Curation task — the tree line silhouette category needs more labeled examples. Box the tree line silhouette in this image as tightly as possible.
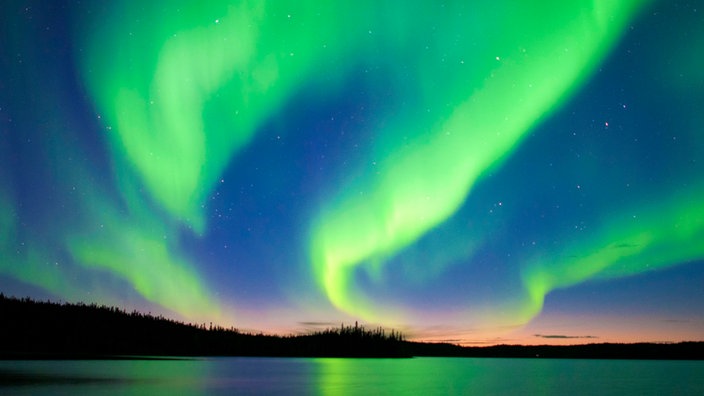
[1,294,702,359]
[0,294,409,358]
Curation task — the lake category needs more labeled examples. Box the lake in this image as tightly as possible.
[1,357,703,395]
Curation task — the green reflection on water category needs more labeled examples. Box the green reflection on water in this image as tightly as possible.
[314,357,704,395]
[316,357,483,395]
[2,358,703,395]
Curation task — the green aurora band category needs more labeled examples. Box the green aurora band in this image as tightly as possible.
[0,86,220,319]
[66,188,221,319]
[80,1,365,233]
[519,186,704,322]
[309,0,650,322]
[6,0,703,333]
[77,0,356,319]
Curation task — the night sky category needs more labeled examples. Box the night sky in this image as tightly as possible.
[1,0,703,345]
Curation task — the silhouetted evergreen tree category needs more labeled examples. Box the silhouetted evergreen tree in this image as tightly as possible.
[0,294,410,358]
[2,294,702,359]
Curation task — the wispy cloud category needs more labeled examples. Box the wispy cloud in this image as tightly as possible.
[298,321,340,327]
[459,340,517,346]
[534,334,598,339]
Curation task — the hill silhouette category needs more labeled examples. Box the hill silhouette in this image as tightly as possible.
[1,294,702,359]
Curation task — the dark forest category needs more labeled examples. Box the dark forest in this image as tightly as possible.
[1,294,702,360]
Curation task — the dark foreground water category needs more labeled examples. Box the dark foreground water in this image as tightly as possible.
[1,357,703,395]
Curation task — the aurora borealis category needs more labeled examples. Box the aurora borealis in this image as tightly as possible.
[1,0,703,344]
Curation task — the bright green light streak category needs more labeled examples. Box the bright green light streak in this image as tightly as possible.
[81,3,246,231]
[520,187,704,321]
[66,194,220,320]
[69,233,219,320]
[81,1,361,232]
[310,0,648,320]
[79,0,371,319]
[1,115,218,320]
[108,2,264,232]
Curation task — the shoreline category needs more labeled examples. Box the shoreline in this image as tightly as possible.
[2,295,703,360]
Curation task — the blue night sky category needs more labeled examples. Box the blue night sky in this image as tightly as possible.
[1,0,703,345]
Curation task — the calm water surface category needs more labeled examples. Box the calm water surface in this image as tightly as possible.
[1,357,702,395]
